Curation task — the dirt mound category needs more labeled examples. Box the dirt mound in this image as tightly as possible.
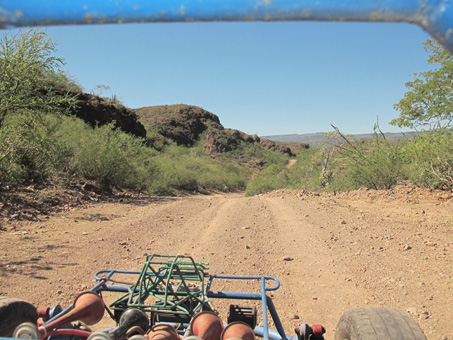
[0,179,150,231]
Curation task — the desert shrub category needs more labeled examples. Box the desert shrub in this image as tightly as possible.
[331,125,405,190]
[246,164,290,196]
[344,142,404,190]
[145,128,172,151]
[0,109,250,194]
[0,112,66,186]
[0,29,78,187]
[403,131,453,190]
[223,141,289,168]
[188,157,247,191]
[291,148,327,190]
[144,156,193,195]
[244,145,336,195]
[62,122,150,190]
[145,145,247,195]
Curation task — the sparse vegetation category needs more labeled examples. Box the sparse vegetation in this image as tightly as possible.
[1,29,451,205]
[247,39,453,194]
[247,125,452,194]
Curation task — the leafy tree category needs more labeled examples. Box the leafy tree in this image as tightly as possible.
[0,29,76,185]
[0,28,75,128]
[391,39,453,131]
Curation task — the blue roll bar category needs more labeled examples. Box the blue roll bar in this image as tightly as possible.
[0,0,452,54]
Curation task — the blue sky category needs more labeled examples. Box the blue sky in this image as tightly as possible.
[20,21,432,136]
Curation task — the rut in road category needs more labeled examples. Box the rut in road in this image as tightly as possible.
[1,189,451,339]
[144,194,368,335]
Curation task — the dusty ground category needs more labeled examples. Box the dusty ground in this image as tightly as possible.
[0,184,452,339]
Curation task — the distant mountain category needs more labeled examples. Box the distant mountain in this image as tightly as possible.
[262,131,417,146]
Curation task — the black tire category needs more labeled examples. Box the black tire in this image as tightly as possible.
[0,297,38,337]
[334,308,427,340]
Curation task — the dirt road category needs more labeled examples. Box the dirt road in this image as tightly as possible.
[1,185,452,339]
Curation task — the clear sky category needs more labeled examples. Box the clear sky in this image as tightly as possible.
[12,21,433,136]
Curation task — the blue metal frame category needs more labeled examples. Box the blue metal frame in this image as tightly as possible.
[92,269,289,340]
[0,0,452,54]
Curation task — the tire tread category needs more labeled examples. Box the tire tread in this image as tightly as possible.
[0,297,38,337]
[334,308,426,340]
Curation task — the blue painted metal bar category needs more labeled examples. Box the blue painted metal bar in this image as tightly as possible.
[41,304,74,329]
[0,0,452,54]
[266,296,286,340]
[95,269,143,280]
[260,278,270,340]
[205,274,286,340]
[207,274,280,291]
[254,327,292,340]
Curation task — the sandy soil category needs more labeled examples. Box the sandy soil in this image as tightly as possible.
[0,184,452,340]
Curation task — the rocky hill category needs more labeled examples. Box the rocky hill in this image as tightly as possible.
[69,91,146,138]
[134,104,222,146]
[65,93,302,156]
[134,104,298,155]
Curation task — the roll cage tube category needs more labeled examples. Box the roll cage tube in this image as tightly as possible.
[0,0,452,54]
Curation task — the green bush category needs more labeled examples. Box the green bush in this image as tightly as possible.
[403,132,453,190]
[0,28,77,187]
[246,164,290,196]
[331,125,405,190]
[291,148,326,190]
[144,145,247,195]
[62,122,150,190]
[0,112,64,186]
[221,141,288,167]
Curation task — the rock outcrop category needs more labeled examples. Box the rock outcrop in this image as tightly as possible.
[135,105,222,146]
[134,104,298,156]
[71,92,146,138]
[259,138,294,156]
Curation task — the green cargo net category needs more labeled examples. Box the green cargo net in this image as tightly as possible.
[110,254,211,318]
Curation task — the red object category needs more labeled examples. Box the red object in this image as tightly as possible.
[221,322,255,340]
[311,325,325,337]
[37,307,50,321]
[45,329,92,338]
[190,311,223,340]
[147,324,180,340]
[38,291,105,338]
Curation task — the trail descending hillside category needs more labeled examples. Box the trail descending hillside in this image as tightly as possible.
[0,186,451,339]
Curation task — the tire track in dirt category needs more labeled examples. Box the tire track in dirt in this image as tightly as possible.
[256,195,374,336]
[1,190,451,340]
[258,191,452,340]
